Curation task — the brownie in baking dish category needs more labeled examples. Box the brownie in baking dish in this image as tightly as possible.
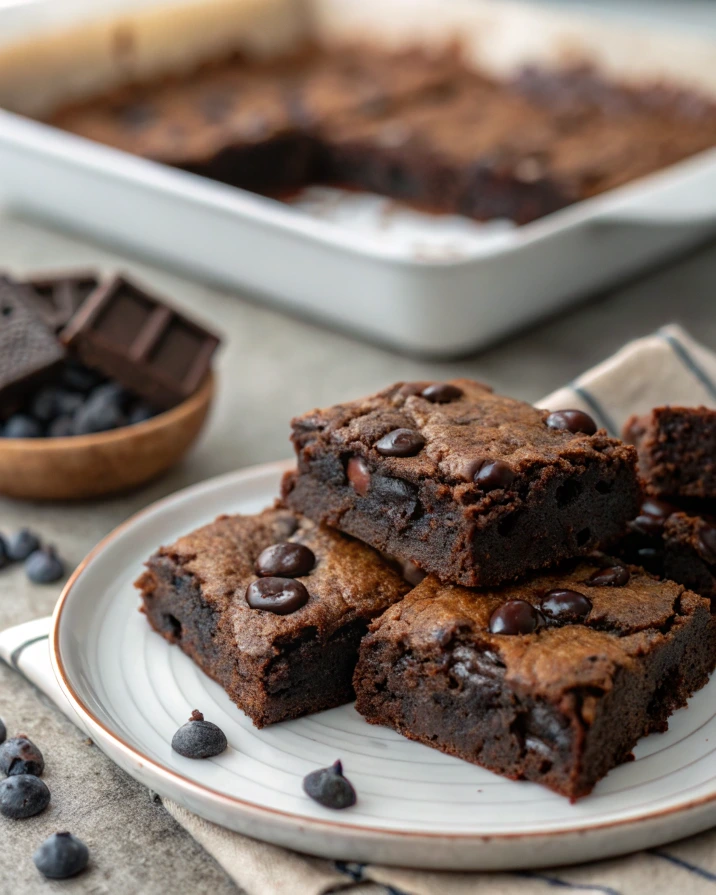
[46,46,716,225]
[624,406,716,501]
[135,507,410,727]
[617,496,716,608]
[282,379,641,588]
[353,559,715,800]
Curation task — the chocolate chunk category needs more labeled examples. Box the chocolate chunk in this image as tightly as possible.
[347,456,371,496]
[421,383,463,403]
[698,523,716,562]
[475,460,515,491]
[375,428,425,457]
[489,600,544,635]
[256,543,315,578]
[546,409,597,436]
[631,498,677,536]
[245,577,309,614]
[24,271,100,332]
[540,589,592,623]
[60,275,220,410]
[587,565,630,586]
[0,277,65,414]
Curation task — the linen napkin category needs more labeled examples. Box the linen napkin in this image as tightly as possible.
[2,324,716,895]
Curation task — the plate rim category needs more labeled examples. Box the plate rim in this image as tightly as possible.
[50,459,716,851]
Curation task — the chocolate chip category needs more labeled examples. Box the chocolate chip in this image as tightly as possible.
[246,577,309,615]
[256,543,315,578]
[347,456,371,496]
[631,498,677,536]
[475,460,515,491]
[421,383,463,404]
[375,428,425,457]
[302,760,356,810]
[698,524,716,562]
[587,565,630,586]
[540,589,592,623]
[489,600,544,635]
[546,410,597,436]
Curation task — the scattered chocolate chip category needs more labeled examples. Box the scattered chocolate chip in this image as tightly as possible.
[47,415,75,438]
[246,577,309,615]
[0,717,5,745]
[375,428,425,457]
[25,547,64,584]
[256,542,315,578]
[489,600,544,635]
[347,456,371,496]
[546,410,597,436]
[475,460,515,491]
[698,523,716,562]
[302,760,356,809]
[0,774,50,819]
[127,402,157,426]
[0,536,8,570]
[33,832,89,880]
[421,383,463,404]
[0,736,44,777]
[587,565,630,587]
[171,710,227,759]
[6,529,41,562]
[540,589,592,624]
[641,498,677,520]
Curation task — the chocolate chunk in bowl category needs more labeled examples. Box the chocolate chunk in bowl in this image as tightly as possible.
[60,275,220,410]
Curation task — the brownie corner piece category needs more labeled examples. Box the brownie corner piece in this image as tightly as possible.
[136,507,410,727]
[284,378,641,587]
[353,559,714,800]
[624,405,716,500]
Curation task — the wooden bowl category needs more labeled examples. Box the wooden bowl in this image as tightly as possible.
[0,374,214,501]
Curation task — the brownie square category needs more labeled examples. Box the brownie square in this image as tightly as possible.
[282,379,641,588]
[624,406,716,501]
[135,507,410,727]
[353,559,715,800]
[618,497,716,608]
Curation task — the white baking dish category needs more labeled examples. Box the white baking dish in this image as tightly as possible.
[0,0,715,356]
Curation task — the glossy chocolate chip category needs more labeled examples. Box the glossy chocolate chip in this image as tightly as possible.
[246,577,309,615]
[375,428,425,457]
[475,460,515,491]
[489,600,545,635]
[540,589,592,624]
[421,383,463,403]
[256,543,315,578]
[546,410,597,436]
[347,456,371,496]
[631,498,677,536]
[587,565,630,587]
[698,523,716,562]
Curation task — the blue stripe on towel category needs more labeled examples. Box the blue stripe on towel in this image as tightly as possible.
[517,871,622,895]
[659,328,716,401]
[335,862,412,895]
[571,385,619,436]
[650,850,716,882]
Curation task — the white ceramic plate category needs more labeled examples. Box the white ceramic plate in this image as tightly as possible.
[51,460,716,870]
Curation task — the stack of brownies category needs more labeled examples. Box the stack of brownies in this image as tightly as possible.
[137,380,716,800]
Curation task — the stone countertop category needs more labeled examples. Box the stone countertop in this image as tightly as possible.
[0,212,715,894]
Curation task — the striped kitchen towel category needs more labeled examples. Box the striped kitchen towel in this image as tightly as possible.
[2,324,716,895]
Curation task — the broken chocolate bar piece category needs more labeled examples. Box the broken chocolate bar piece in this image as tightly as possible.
[25,271,100,332]
[60,275,219,409]
[0,276,66,414]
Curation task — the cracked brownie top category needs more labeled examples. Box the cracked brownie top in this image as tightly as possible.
[365,557,707,699]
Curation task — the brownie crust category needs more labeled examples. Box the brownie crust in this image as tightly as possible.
[283,379,641,588]
[353,561,715,800]
[136,508,409,727]
[624,406,716,501]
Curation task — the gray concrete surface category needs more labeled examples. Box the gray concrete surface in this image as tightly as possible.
[0,212,715,893]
